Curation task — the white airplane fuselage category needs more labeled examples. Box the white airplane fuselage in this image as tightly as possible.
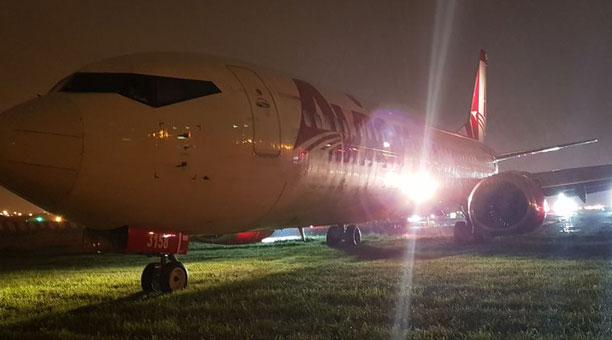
[0,53,496,234]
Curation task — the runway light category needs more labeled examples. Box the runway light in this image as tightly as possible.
[583,204,605,211]
[407,214,422,223]
[552,193,578,217]
[54,216,63,223]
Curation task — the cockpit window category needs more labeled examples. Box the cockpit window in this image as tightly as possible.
[60,72,221,107]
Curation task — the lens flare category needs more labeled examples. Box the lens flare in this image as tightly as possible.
[393,0,457,338]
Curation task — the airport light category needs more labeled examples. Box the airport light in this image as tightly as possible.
[409,172,438,203]
[552,193,578,217]
[407,214,422,223]
[386,171,439,204]
[583,204,605,211]
[35,216,45,222]
[54,216,63,223]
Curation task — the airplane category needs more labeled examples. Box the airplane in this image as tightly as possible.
[1,50,611,293]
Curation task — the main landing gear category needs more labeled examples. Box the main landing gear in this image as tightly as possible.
[326,224,362,248]
[141,254,188,293]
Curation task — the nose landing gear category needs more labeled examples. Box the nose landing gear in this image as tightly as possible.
[141,254,188,293]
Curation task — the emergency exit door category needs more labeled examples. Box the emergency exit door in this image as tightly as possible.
[228,66,281,157]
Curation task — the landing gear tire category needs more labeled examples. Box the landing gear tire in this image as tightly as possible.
[343,225,362,247]
[141,262,161,292]
[326,225,344,247]
[453,221,473,244]
[141,256,188,293]
[159,261,189,293]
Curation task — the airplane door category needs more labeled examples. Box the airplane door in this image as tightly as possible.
[228,66,281,157]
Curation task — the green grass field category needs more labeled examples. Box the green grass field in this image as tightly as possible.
[1,226,611,339]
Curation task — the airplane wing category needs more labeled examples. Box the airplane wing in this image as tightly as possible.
[494,138,598,162]
[528,164,612,202]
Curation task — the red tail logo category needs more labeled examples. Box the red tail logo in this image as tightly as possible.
[464,50,488,143]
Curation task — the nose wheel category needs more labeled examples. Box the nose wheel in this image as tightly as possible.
[141,254,188,293]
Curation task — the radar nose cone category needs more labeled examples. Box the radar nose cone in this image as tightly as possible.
[0,96,83,209]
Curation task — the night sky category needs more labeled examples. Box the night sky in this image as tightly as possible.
[1,0,612,211]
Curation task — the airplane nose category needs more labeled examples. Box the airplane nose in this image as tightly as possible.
[0,96,83,209]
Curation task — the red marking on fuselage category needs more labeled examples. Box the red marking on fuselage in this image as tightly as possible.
[292,79,406,166]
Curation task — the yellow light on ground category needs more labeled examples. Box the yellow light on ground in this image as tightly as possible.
[54,216,63,223]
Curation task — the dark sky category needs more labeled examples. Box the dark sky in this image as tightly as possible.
[1,0,612,210]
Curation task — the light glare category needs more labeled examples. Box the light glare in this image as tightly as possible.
[385,171,439,204]
[552,193,578,217]
[407,214,422,223]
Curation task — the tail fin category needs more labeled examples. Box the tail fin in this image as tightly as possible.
[462,49,488,143]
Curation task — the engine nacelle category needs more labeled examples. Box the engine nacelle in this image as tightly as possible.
[468,171,546,235]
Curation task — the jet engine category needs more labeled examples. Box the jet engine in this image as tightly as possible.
[468,171,546,235]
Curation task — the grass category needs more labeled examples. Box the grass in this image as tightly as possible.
[0,224,611,339]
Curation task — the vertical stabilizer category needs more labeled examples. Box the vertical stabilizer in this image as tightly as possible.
[463,49,488,143]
